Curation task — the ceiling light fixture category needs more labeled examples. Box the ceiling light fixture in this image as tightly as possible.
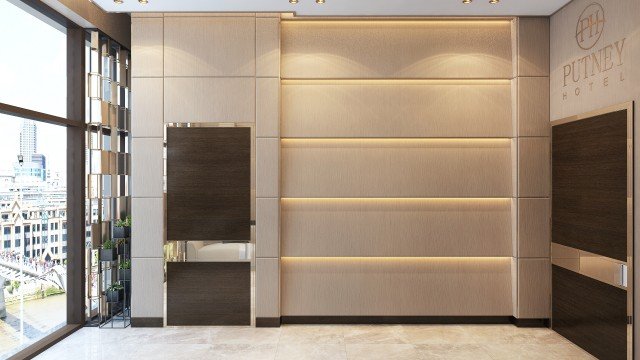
[462,0,472,3]
[114,0,123,3]
[316,0,325,3]
[289,0,298,3]
[139,0,148,4]
[489,0,499,3]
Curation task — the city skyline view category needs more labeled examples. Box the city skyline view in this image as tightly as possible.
[0,116,66,181]
[0,1,69,357]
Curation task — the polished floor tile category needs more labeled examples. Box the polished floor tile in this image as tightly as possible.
[35,324,596,360]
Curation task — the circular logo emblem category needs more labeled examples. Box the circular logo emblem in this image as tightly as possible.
[575,2,605,50]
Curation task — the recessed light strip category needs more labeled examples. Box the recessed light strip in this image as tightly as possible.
[281,257,511,261]
[280,138,512,148]
[281,79,511,85]
[281,197,512,202]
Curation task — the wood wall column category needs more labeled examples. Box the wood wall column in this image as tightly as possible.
[255,14,282,327]
[130,15,165,327]
[511,17,552,321]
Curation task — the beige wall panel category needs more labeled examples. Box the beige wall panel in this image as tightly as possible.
[510,257,519,317]
[281,258,512,316]
[131,18,164,78]
[256,78,280,137]
[164,77,255,123]
[282,83,512,138]
[256,18,280,77]
[131,13,163,18]
[132,197,165,258]
[131,258,165,318]
[256,258,280,318]
[131,78,164,138]
[281,21,513,79]
[281,139,512,197]
[517,258,551,318]
[282,198,512,257]
[256,198,280,258]
[516,18,550,77]
[256,138,280,198]
[517,77,550,137]
[256,13,281,18]
[164,17,255,77]
[518,137,550,197]
[518,198,550,258]
[131,138,164,198]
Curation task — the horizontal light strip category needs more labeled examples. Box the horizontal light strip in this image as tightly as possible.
[281,138,512,148]
[282,257,511,261]
[281,79,511,86]
[281,20,512,26]
[281,197,511,201]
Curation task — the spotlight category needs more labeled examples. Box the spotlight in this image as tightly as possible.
[489,0,499,3]
[139,0,148,4]
[114,0,123,3]
[290,0,298,3]
[462,0,472,3]
[316,0,325,3]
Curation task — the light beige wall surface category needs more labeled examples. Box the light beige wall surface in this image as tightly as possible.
[282,82,513,138]
[281,20,513,79]
[282,198,513,257]
[163,17,256,77]
[281,139,513,198]
[282,258,513,316]
[510,17,551,319]
[280,18,526,318]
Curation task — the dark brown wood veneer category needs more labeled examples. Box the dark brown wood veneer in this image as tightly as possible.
[552,110,628,261]
[552,265,627,360]
[167,262,251,326]
[166,127,251,241]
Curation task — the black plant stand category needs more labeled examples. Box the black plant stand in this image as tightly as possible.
[99,234,131,329]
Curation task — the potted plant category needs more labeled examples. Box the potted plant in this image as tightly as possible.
[113,216,131,239]
[100,239,116,261]
[105,283,124,303]
[117,238,130,256]
[119,259,131,281]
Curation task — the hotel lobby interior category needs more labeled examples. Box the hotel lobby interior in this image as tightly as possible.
[0,0,638,359]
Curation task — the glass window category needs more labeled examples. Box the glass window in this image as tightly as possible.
[0,1,66,118]
[0,113,67,357]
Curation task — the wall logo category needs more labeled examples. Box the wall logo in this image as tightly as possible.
[561,1,625,100]
[575,2,605,50]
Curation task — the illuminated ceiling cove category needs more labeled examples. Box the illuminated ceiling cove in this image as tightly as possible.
[91,0,571,16]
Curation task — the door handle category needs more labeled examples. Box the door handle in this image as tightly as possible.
[620,264,628,287]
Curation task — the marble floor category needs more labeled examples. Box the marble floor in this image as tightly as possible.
[35,324,595,360]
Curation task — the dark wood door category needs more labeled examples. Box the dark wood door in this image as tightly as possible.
[551,108,631,360]
[552,110,628,262]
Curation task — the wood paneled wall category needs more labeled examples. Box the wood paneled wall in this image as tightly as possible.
[282,198,513,257]
[280,19,550,319]
[282,82,513,138]
[281,21,513,79]
[282,258,513,316]
[130,13,281,324]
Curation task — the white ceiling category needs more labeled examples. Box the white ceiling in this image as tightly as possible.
[92,0,572,16]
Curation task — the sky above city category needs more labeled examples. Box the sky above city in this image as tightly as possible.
[0,0,68,175]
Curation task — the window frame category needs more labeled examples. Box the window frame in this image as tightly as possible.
[0,0,86,358]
